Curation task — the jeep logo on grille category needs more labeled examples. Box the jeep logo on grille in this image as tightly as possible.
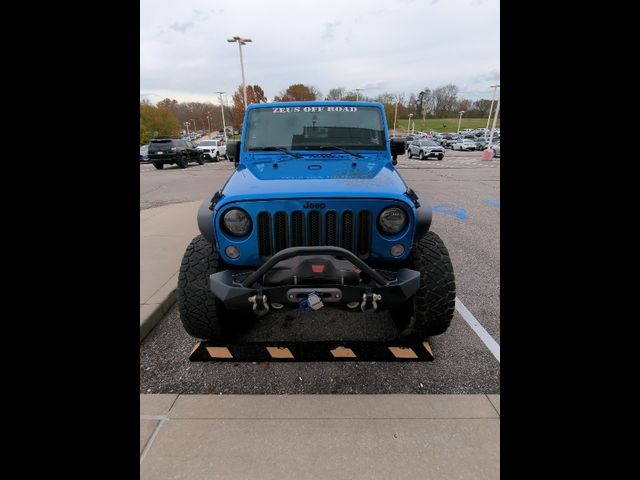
[303,202,326,209]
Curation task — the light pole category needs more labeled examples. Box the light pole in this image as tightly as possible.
[393,98,399,137]
[355,88,363,101]
[191,119,197,132]
[408,114,413,134]
[485,84,500,135]
[487,96,500,146]
[227,36,252,109]
[184,121,190,139]
[457,111,465,133]
[206,114,211,137]
[216,91,228,141]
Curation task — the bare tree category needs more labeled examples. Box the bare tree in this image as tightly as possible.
[325,87,346,100]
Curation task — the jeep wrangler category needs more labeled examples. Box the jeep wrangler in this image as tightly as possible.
[177,101,455,341]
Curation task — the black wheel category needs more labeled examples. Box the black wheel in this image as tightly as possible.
[419,150,425,160]
[214,152,220,162]
[153,162,164,170]
[197,153,204,165]
[438,155,444,160]
[390,231,456,340]
[177,155,188,168]
[177,235,230,340]
[408,150,413,159]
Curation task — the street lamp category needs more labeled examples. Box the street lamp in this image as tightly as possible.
[408,113,413,134]
[206,114,211,137]
[393,97,399,137]
[184,121,190,139]
[487,95,500,146]
[355,88,363,101]
[486,84,500,135]
[216,91,228,141]
[457,111,465,133]
[227,36,252,109]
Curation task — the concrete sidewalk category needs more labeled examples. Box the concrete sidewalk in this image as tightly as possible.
[140,394,500,479]
[140,201,201,340]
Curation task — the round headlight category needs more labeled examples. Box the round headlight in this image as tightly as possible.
[222,208,252,236]
[378,207,407,234]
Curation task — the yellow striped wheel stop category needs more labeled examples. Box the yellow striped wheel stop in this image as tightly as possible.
[189,341,434,362]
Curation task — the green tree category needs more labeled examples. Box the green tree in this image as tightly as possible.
[140,100,181,143]
[273,84,322,102]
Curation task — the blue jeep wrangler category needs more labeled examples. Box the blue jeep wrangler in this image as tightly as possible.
[177,101,455,341]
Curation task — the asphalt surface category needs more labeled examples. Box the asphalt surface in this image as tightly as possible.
[140,150,500,394]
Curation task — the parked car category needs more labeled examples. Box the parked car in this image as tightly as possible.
[148,137,204,169]
[176,101,456,342]
[491,142,500,157]
[451,139,478,151]
[140,144,149,163]
[196,139,228,162]
[407,140,445,160]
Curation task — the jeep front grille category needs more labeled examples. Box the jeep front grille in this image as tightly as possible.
[257,209,372,259]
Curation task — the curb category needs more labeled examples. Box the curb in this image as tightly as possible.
[140,287,176,342]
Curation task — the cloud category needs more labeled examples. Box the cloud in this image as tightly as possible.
[321,22,340,40]
[472,70,500,82]
[168,21,194,34]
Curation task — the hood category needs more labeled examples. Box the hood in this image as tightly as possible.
[220,153,409,201]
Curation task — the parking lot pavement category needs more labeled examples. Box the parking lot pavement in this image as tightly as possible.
[140,150,499,394]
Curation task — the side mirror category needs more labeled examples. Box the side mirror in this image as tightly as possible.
[227,141,240,162]
[390,137,406,162]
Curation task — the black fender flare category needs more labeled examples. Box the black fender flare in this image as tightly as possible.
[197,198,215,244]
[414,197,432,241]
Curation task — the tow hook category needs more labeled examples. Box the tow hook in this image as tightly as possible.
[360,289,382,312]
[248,291,269,316]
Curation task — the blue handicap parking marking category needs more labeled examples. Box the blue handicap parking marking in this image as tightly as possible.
[484,198,500,208]
[432,204,468,220]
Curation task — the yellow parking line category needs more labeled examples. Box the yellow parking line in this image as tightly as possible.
[206,346,233,358]
[388,346,418,359]
[330,346,357,358]
[266,347,294,359]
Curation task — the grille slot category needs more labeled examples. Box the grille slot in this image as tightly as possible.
[291,211,304,246]
[258,212,272,257]
[358,211,371,257]
[308,211,321,246]
[274,212,287,252]
[342,211,354,251]
[326,211,337,246]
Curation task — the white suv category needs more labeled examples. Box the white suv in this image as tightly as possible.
[196,139,228,162]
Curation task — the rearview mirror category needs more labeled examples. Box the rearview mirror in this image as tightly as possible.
[390,138,406,162]
[227,141,240,162]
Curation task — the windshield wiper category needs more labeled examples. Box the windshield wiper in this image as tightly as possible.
[312,146,363,158]
[248,146,302,158]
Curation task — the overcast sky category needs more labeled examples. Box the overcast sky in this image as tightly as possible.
[140,0,499,105]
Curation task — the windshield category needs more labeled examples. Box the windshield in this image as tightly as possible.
[245,106,386,151]
[198,141,217,146]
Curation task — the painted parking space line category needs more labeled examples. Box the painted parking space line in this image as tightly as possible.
[455,297,500,363]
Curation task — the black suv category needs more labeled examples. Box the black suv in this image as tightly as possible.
[148,137,204,169]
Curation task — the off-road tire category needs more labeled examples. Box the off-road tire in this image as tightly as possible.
[438,154,444,160]
[214,152,220,162]
[391,231,456,339]
[177,155,188,168]
[153,162,164,170]
[197,153,204,165]
[177,235,229,340]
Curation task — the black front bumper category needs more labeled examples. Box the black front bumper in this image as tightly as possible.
[209,246,420,312]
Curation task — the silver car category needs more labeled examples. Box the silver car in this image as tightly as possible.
[490,142,500,157]
[451,139,478,151]
[407,140,445,160]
